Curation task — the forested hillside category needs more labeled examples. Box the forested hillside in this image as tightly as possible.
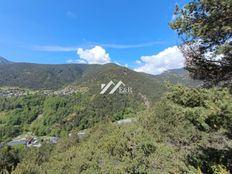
[2,86,231,174]
[0,60,198,90]
[0,63,99,89]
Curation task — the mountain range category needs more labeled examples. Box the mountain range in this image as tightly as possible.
[0,57,199,92]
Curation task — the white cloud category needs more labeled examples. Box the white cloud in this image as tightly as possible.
[31,41,168,53]
[114,61,128,68]
[135,60,142,64]
[114,61,124,66]
[76,46,111,64]
[33,45,77,52]
[134,46,185,75]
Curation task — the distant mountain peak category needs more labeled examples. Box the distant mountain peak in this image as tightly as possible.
[0,56,12,64]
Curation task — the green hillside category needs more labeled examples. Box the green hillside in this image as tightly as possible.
[3,86,231,174]
[156,68,201,87]
[0,61,201,141]
[0,63,100,89]
[0,63,231,174]
[0,61,199,105]
[0,60,205,173]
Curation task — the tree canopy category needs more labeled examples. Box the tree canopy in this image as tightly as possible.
[170,0,232,88]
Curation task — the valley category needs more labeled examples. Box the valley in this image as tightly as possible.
[0,58,200,145]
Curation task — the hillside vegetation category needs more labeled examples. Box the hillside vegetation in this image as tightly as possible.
[0,63,99,89]
[0,90,145,142]
[5,86,231,174]
[0,62,198,91]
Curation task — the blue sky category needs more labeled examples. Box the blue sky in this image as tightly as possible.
[0,0,189,74]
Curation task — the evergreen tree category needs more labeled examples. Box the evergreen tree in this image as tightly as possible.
[170,0,232,88]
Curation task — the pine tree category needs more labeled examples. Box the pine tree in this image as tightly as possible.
[170,0,232,88]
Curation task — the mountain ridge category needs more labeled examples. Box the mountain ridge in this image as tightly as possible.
[0,56,13,64]
[0,57,200,96]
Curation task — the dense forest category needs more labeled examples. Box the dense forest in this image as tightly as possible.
[1,86,232,173]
